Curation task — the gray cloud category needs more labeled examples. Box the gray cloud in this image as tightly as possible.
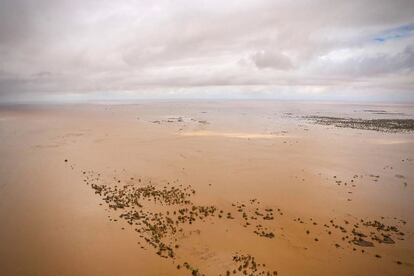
[1,0,414,101]
[248,50,293,70]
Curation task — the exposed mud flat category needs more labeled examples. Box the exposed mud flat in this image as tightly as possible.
[0,101,413,275]
[305,116,414,132]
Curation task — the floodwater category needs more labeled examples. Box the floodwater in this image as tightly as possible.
[0,100,413,275]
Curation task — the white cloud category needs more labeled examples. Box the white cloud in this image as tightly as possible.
[0,0,414,101]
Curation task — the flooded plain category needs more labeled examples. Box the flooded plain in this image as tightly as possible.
[0,100,413,275]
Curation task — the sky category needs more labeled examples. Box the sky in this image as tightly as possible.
[0,0,414,103]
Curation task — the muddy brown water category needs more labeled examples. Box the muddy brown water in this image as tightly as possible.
[0,101,413,275]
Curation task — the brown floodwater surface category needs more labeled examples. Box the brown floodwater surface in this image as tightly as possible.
[0,101,413,275]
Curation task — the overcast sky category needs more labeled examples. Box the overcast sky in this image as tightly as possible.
[0,0,414,102]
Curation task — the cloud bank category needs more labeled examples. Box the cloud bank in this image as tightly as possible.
[0,0,414,102]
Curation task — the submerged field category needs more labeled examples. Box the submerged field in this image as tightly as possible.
[0,100,413,275]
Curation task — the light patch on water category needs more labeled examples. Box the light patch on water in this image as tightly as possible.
[179,131,286,139]
[373,139,413,145]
